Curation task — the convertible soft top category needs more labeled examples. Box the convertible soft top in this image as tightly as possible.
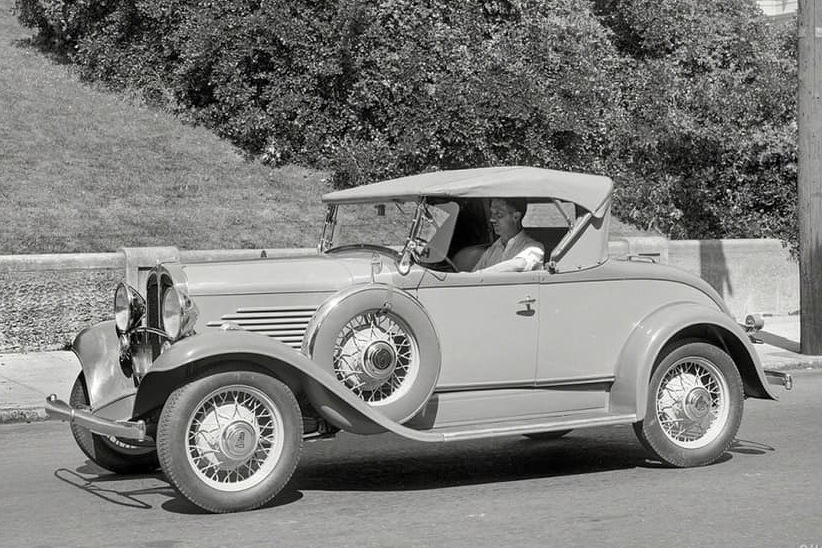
[322,166,614,215]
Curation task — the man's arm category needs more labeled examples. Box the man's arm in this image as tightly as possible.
[476,245,544,273]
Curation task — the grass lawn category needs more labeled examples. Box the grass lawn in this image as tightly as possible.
[0,0,330,254]
[0,0,647,256]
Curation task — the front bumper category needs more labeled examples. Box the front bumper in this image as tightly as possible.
[44,394,149,442]
[763,369,793,390]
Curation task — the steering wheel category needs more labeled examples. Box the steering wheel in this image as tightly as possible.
[440,255,461,273]
[419,255,461,273]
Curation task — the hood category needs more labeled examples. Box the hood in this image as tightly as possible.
[177,254,392,296]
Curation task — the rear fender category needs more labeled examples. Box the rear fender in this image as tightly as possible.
[610,302,777,420]
[132,330,441,441]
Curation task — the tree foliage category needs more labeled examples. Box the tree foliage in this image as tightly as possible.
[14,0,798,246]
[595,0,797,248]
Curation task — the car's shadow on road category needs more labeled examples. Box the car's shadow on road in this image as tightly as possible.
[291,430,680,492]
[54,432,774,514]
[54,467,172,510]
[728,438,775,456]
[55,461,304,514]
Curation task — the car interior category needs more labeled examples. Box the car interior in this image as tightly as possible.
[442,199,576,272]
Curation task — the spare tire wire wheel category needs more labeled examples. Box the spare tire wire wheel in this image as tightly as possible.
[333,310,419,404]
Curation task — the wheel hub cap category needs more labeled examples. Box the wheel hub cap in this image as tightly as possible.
[219,421,258,461]
[683,387,712,421]
[362,340,397,380]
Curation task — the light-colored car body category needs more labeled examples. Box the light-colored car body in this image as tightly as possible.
[46,166,790,512]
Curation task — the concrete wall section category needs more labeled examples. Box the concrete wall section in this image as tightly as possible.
[610,238,799,320]
[667,239,799,320]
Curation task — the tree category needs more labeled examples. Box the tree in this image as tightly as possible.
[15,0,799,249]
[597,0,798,247]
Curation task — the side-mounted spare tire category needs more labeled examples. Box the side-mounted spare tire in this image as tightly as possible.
[303,284,441,433]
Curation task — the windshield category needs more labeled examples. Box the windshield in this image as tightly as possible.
[328,200,459,265]
[331,202,416,250]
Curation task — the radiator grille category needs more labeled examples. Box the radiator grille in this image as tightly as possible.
[206,306,317,349]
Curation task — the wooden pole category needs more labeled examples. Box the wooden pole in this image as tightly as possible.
[798,0,822,354]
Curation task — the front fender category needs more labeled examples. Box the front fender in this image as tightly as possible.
[133,330,446,442]
[72,320,137,420]
[610,301,777,420]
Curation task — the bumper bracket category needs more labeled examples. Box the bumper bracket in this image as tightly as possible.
[763,370,793,391]
[44,394,149,442]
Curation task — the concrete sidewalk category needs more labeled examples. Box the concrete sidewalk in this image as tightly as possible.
[1,315,820,424]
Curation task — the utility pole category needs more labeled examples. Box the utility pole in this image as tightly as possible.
[798,0,822,354]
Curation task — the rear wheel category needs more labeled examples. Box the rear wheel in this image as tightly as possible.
[634,341,743,467]
[157,371,303,513]
[68,373,159,474]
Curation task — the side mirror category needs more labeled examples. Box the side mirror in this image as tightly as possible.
[398,241,415,275]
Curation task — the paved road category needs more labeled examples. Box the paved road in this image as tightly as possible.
[1,370,820,548]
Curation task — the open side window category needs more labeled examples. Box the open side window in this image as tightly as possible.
[522,200,577,260]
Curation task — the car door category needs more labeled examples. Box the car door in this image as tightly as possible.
[414,269,540,390]
[535,270,622,385]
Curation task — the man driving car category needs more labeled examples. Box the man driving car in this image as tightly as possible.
[472,198,544,273]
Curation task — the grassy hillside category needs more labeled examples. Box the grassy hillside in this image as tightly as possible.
[0,0,648,256]
[0,0,330,254]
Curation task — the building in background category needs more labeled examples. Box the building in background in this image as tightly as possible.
[758,0,797,21]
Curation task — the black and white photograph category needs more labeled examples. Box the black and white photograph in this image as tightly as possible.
[1,0,820,546]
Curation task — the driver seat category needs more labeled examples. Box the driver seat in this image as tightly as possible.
[452,244,488,272]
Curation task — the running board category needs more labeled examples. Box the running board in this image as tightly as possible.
[389,412,638,443]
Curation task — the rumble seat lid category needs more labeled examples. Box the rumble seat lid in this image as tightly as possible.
[322,166,613,217]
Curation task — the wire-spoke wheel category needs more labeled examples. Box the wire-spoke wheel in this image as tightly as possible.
[634,341,743,467]
[333,310,420,405]
[158,371,302,513]
[69,373,159,474]
[305,286,441,433]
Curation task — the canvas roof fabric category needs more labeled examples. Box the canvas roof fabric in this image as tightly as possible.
[322,166,614,216]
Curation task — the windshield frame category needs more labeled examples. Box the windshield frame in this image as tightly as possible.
[320,197,455,275]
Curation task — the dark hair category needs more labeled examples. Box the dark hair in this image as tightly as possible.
[502,198,528,217]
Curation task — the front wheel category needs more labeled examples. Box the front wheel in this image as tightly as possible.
[633,341,743,467]
[157,371,303,513]
[69,373,159,474]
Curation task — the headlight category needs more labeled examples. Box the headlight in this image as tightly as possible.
[162,285,198,340]
[114,283,145,334]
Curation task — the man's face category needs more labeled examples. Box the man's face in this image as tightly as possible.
[489,199,520,241]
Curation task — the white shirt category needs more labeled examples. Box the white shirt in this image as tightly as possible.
[472,230,545,272]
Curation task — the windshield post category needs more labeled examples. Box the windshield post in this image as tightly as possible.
[397,197,427,275]
[318,204,338,254]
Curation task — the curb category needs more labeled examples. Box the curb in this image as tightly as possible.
[0,406,49,424]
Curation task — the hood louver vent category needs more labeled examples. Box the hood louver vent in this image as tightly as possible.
[207,306,317,349]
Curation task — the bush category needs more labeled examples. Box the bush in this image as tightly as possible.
[14,0,798,247]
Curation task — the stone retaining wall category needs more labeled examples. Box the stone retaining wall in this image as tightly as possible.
[0,267,122,352]
[0,239,798,352]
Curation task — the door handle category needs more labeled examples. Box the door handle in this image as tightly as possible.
[517,295,536,317]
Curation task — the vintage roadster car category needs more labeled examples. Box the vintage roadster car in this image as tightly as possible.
[46,166,791,513]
